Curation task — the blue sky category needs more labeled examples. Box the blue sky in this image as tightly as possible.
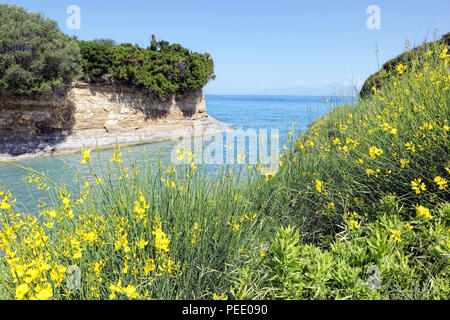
[3,0,450,95]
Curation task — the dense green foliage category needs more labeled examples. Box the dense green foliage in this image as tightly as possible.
[78,38,215,97]
[0,3,214,97]
[0,4,81,95]
[360,32,450,98]
[77,40,114,79]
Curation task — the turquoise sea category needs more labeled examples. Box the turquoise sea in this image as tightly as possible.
[0,95,353,211]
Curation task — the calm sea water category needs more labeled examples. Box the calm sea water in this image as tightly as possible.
[0,95,352,211]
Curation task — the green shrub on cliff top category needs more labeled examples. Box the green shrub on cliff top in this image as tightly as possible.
[78,40,115,78]
[0,4,82,95]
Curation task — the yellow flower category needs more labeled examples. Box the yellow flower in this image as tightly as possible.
[121,260,128,274]
[80,231,97,244]
[123,285,138,300]
[15,283,29,300]
[228,217,240,232]
[415,205,434,219]
[369,146,383,159]
[133,199,149,221]
[411,179,426,194]
[405,222,414,231]
[114,233,130,252]
[396,63,408,74]
[72,248,82,259]
[93,261,104,274]
[176,149,185,161]
[327,202,335,211]
[348,220,359,230]
[400,159,410,169]
[137,238,148,249]
[366,168,380,177]
[109,280,122,293]
[35,283,53,300]
[434,176,448,190]
[80,148,91,164]
[0,201,11,210]
[439,47,448,59]
[405,142,416,153]
[213,293,228,300]
[152,227,170,252]
[390,230,402,243]
[315,179,323,193]
[110,146,123,164]
[109,280,138,299]
[144,259,156,275]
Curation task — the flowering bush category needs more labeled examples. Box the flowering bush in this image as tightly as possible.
[78,38,215,97]
[0,4,81,95]
[228,39,449,299]
[0,34,448,300]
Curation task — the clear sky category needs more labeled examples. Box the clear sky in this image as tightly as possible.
[2,0,450,95]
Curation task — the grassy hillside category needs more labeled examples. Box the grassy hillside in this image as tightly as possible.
[360,32,450,97]
[0,36,448,300]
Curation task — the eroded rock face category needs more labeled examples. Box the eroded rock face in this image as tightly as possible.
[0,81,227,160]
[0,81,207,136]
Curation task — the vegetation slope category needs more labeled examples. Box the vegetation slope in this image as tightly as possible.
[0,25,448,299]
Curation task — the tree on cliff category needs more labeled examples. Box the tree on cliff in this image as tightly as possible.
[0,4,82,95]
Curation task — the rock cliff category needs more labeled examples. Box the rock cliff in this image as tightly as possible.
[0,81,227,160]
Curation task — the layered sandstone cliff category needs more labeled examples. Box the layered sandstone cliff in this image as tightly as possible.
[0,81,227,160]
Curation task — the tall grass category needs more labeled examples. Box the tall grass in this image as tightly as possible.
[228,39,450,299]
[0,150,279,299]
[0,38,448,300]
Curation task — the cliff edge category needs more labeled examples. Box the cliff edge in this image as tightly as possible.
[0,81,228,161]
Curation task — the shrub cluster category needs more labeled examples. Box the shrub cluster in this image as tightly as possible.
[0,4,82,95]
[78,38,215,97]
[0,4,215,97]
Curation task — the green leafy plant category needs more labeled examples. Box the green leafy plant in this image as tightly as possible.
[0,4,82,94]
